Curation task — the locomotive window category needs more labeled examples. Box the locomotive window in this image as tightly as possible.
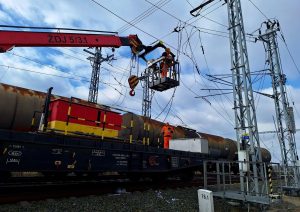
[96,110,101,126]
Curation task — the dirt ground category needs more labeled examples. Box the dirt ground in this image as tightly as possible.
[211,195,300,212]
[270,195,300,211]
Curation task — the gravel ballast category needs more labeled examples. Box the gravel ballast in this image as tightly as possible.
[1,187,300,212]
[1,188,199,212]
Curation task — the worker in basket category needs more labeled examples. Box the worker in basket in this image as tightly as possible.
[160,48,174,78]
[161,122,174,149]
[148,59,160,80]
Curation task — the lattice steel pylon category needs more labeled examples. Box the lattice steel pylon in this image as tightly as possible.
[85,47,114,103]
[87,47,101,103]
[190,0,270,203]
[140,66,155,146]
[226,0,265,197]
[142,68,152,118]
[258,20,300,190]
[141,66,155,119]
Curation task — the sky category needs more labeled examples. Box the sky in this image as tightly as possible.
[0,0,299,163]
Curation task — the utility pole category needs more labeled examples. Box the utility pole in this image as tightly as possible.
[191,0,268,203]
[258,20,300,191]
[84,47,114,103]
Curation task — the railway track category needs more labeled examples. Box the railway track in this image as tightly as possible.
[0,174,243,204]
[0,177,215,203]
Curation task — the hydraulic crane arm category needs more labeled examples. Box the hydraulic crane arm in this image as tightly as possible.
[138,41,175,61]
[0,30,144,53]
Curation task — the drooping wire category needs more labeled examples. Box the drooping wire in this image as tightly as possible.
[154,87,177,120]
[253,67,268,110]
[153,96,187,126]
[175,27,236,125]
[162,87,177,122]
[177,25,234,125]
[196,30,234,121]
[182,27,201,76]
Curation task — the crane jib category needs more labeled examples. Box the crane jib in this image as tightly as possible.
[0,30,128,52]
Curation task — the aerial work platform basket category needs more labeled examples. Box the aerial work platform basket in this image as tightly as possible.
[150,76,179,92]
[138,41,180,92]
[146,58,180,92]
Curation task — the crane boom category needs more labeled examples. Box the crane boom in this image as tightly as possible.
[0,28,178,99]
[0,30,144,53]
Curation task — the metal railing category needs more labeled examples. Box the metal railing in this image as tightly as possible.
[203,160,282,204]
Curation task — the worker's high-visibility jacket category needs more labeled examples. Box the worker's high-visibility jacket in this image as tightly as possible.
[160,51,174,78]
[161,124,174,137]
